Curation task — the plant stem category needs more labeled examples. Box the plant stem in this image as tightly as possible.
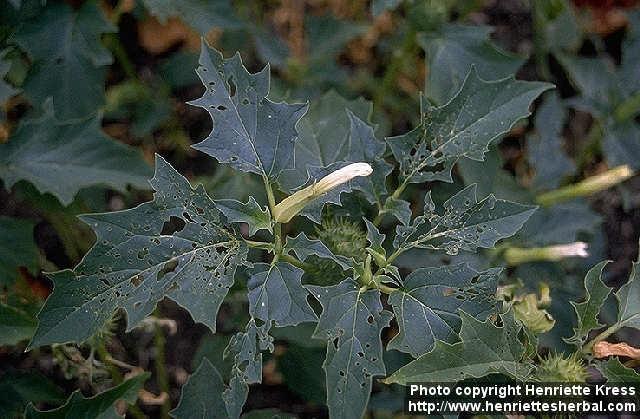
[280,253,311,270]
[582,324,620,355]
[153,310,171,419]
[96,340,146,419]
[531,0,551,81]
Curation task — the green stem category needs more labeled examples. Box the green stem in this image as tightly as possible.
[280,253,311,270]
[374,177,410,226]
[96,341,146,419]
[582,324,620,355]
[153,311,171,419]
[575,120,603,172]
[531,0,551,81]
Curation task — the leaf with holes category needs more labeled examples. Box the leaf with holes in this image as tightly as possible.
[566,261,610,346]
[25,373,148,418]
[190,42,308,182]
[11,1,115,119]
[388,264,500,357]
[29,155,246,347]
[307,279,392,419]
[0,104,152,206]
[383,310,532,385]
[393,184,536,255]
[284,233,353,270]
[216,197,271,236]
[387,69,551,184]
[247,262,317,327]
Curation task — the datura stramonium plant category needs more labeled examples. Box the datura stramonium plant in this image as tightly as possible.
[23,39,640,419]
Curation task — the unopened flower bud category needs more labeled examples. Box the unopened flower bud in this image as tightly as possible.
[504,242,589,265]
[273,163,373,223]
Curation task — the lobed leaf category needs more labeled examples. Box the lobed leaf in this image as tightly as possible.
[190,41,308,182]
[419,24,525,104]
[394,184,536,255]
[142,0,242,33]
[387,68,552,184]
[216,197,271,236]
[284,233,354,270]
[25,373,149,419]
[247,262,317,327]
[388,264,500,357]
[0,105,152,205]
[307,280,392,419]
[29,156,246,347]
[383,310,532,385]
[566,261,610,345]
[614,251,640,330]
[171,358,229,419]
[11,1,115,120]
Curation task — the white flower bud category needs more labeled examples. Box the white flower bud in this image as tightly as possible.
[273,163,373,223]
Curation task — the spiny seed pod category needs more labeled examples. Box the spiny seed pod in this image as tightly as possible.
[315,218,368,261]
[303,218,368,286]
[536,353,588,382]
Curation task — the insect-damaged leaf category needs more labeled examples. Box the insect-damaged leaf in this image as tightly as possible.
[11,1,115,120]
[190,41,308,182]
[566,261,610,346]
[0,105,152,206]
[394,184,536,255]
[248,262,317,327]
[383,310,532,385]
[307,279,392,419]
[215,197,271,236]
[29,156,246,347]
[388,264,500,357]
[25,373,149,419]
[387,68,551,184]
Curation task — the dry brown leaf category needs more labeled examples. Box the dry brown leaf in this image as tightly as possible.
[593,341,640,359]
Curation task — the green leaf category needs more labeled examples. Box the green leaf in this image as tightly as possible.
[597,357,640,383]
[603,120,640,170]
[247,262,317,327]
[566,261,610,345]
[387,69,552,184]
[216,197,271,236]
[0,302,36,345]
[190,42,308,182]
[278,343,326,405]
[0,105,152,205]
[0,216,38,286]
[307,280,392,419]
[418,24,525,104]
[0,372,64,418]
[171,358,229,419]
[614,251,640,330]
[11,1,115,119]
[142,0,242,33]
[223,320,274,418]
[25,373,149,419]
[280,91,391,221]
[528,92,575,190]
[388,264,500,357]
[29,156,246,347]
[394,185,537,255]
[241,409,297,419]
[383,310,532,385]
[284,232,353,270]
[0,49,19,103]
[621,11,640,93]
